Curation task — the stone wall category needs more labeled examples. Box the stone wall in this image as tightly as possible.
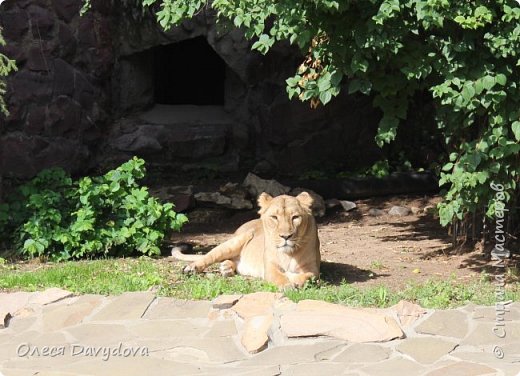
[0,0,114,179]
[0,0,383,185]
[101,6,383,176]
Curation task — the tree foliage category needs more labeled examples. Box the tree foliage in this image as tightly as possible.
[88,0,520,226]
[0,28,17,116]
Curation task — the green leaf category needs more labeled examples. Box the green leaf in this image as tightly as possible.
[461,84,475,101]
[454,15,466,24]
[317,77,331,92]
[474,79,483,94]
[512,121,520,141]
[234,15,243,27]
[482,76,495,90]
[438,204,454,227]
[110,182,121,193]
[442,163,454,171]
[375,116,399,147]
[495,74,507,86]
[319,90,332,104]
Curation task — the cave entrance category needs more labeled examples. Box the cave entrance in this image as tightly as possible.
[153,36,226,106]
[113,35,236,169]
[116,36,227,112]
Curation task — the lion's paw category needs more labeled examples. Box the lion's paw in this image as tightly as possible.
[219,260,236,277]
[183,263,202,274]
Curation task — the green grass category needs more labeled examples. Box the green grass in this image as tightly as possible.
[1,257,518,309]
[0,258,163,295]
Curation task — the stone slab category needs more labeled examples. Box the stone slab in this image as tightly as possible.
[461,322,520,346]
[238,342,344,367]
[58,357,201,376]
[415,310,469,339]
[128,319,209,339]
[283,362,349,376]
[1,369,84,376]
[65,323,135,345]
[424,361,498,376]
[241,314,273,354]
[28,288,73,306]
[360,357,425,375]
[42,295,104,332]
[212,365,283,376]
[450,347,520,365]
[142,337,247,363]
[0,292,33,327]
[90,292,155,321]
[280,300,403,342]
[396,337,457,364]
[332,343,391,363]
[232,292,282,319]
[471,305,520,321]
[204,320,237,338]
[142,297,211,319]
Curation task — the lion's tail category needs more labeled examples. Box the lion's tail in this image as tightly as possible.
[170,243,203,262]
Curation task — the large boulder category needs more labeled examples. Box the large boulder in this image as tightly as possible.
[243,173,291,198]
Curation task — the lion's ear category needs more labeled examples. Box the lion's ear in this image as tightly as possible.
[257,192,273,214]
[296,191,314,210]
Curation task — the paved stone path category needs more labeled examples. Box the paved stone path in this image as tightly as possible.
[0,289,519,375]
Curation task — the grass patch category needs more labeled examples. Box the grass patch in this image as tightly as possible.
[284,277,518,309]
[1,257,518,309]
[162,273,278,300]
[0,258,163,295]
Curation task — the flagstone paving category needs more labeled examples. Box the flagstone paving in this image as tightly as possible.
[0,289,519,376]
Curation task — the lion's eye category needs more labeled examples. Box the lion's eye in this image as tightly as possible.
[270,215,278,221]
[292,215,301,221]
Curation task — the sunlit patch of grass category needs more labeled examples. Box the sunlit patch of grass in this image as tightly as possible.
[1,258,518,309]
[161,273,278,300]
[0,258,163,295]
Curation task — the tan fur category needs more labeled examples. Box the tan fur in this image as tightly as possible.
[172,192,321,289]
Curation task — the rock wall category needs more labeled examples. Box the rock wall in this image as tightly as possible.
[102,6,383,176]
[0,0,114,179]
[0,0,383,185]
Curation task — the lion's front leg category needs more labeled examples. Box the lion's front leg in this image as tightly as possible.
[183,230,253,274]
[264,264,292,288]
[183,259,206,274]
[287,272,317,288]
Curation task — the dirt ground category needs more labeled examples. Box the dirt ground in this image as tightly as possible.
[171,195,517,290]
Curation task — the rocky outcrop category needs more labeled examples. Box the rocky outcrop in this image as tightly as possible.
[0,0,113,179]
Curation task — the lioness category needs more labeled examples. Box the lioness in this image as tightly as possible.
[172,192,320,288]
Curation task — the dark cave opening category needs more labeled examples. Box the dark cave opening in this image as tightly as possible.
[153,36,226,105]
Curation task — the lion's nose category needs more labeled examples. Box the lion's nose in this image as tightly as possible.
[280,234,292,240]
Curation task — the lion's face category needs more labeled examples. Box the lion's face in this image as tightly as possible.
[258,192,314,253]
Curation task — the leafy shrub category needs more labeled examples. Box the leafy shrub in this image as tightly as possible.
[0,157,187,261]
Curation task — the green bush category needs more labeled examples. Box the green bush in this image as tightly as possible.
[0,157,188,261]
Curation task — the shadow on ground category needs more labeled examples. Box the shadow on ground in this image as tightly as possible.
[320,261,384,285]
